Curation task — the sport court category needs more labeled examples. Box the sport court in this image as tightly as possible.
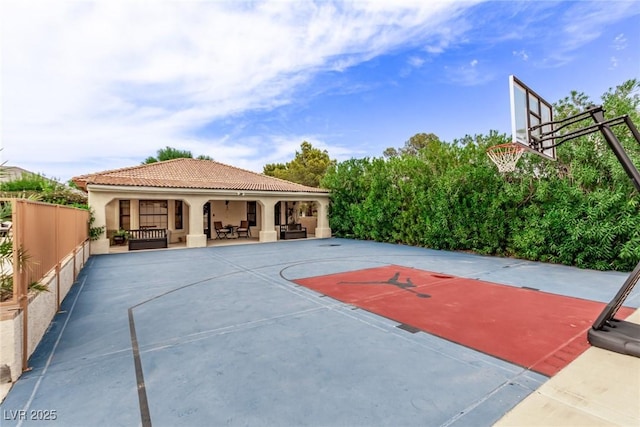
[1,239,638,426]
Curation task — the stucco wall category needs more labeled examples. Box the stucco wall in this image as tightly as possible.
[0,310,22,383]
[105,200,117,230]
[60,253,76,305]
[211,200,246,226]
[299,217,317,235]
[27,270,58,357]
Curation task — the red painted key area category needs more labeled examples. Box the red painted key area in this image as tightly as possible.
[295,265,634,376]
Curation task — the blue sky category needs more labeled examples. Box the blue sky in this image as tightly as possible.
[1,0,639,182]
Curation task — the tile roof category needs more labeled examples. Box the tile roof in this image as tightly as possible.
[72,158,329,193]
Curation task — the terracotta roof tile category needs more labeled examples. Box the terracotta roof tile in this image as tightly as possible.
[72,158,329,193]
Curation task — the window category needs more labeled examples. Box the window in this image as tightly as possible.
[139,200,168,229]
[247,201,257,226]
[119,200,130,230]
[175,200,183,229]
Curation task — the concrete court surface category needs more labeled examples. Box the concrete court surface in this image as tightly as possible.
[1,238,639,426]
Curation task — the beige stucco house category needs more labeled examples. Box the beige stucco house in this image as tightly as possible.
[72,158,331,254]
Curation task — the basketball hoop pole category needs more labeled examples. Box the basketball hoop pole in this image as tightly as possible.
[508,74,640,356]
[589,108,640,193]
[528,105,640,192]
[584,107,640,357]
[547,105,640,357]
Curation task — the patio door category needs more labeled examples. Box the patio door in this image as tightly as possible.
[274,201,281,225]
[203,202,211,239]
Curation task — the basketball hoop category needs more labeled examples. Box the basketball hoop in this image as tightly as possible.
[487,143,526,173]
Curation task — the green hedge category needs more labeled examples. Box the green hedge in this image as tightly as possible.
[0,173,87,207]
[322,80,640,271]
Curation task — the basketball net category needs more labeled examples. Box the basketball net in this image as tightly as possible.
[487,143,526,173]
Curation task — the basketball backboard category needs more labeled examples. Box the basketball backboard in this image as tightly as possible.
[509,75,556,160]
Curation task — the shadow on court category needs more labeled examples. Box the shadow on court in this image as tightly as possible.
[1,238,637,426]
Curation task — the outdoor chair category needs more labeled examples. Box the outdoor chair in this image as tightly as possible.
[0,221,12,237]
[214,221,231,239]
[237,220,251,238]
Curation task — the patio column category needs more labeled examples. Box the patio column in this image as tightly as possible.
[185,196,207,248]
[314,199,332,238]
[88,189,110,254]
[258,199,278,242]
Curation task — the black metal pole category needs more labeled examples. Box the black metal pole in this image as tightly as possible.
[586,108,640,356]
[625,115,640,149]
[590,109,640,192]
[591,258,640,330]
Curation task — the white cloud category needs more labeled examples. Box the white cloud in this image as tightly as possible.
[512,50,529,61]
[408,56,426,68]
[1,0,483,180]
[540,1,640,67]
[612,33,627,51]
[422,22,471,55]
[399,55,427,77]
[610,56,619,69]
[444,59,492,87]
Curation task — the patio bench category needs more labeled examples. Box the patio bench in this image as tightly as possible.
[128,228,168,250]
[280,223,307,240]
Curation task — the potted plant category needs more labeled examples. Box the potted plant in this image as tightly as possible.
[113,229,129,245]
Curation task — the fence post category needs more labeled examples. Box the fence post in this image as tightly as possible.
[10,199,19,305]
[55,205,61,311]
[15,200,30,372]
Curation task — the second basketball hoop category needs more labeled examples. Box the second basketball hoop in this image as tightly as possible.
[487,142,526,173]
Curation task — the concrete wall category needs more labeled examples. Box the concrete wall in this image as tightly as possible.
[0,310,22,384]
[0,240,90,384]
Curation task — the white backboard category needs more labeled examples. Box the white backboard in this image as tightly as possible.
[509,75,556,160]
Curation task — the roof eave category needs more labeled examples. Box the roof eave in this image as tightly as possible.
[85,183,329,197]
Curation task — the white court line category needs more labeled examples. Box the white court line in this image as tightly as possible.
[17,276,88,427]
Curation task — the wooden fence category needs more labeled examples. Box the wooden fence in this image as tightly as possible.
[1,199,88,306]
[0,198,89,374]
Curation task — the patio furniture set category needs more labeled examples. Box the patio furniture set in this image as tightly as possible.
[116,219,307,251]
[214,221,252,239]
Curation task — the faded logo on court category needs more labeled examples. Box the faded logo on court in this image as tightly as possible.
[339,271,431,298]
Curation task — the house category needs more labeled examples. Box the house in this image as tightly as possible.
[1,165,88,203]
[72,158,331,254]
[0,166,35,183]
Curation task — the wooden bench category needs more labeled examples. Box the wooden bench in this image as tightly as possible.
[128,228,168,250]
[280,223,307,240]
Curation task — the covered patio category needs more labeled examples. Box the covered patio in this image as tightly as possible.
[107,233,331,254]
[72,158,331,254]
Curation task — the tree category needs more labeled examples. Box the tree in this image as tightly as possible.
[263,141,335,187]
[263,162,288,180]
[383,132,442,158]
[143,147,214,163]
